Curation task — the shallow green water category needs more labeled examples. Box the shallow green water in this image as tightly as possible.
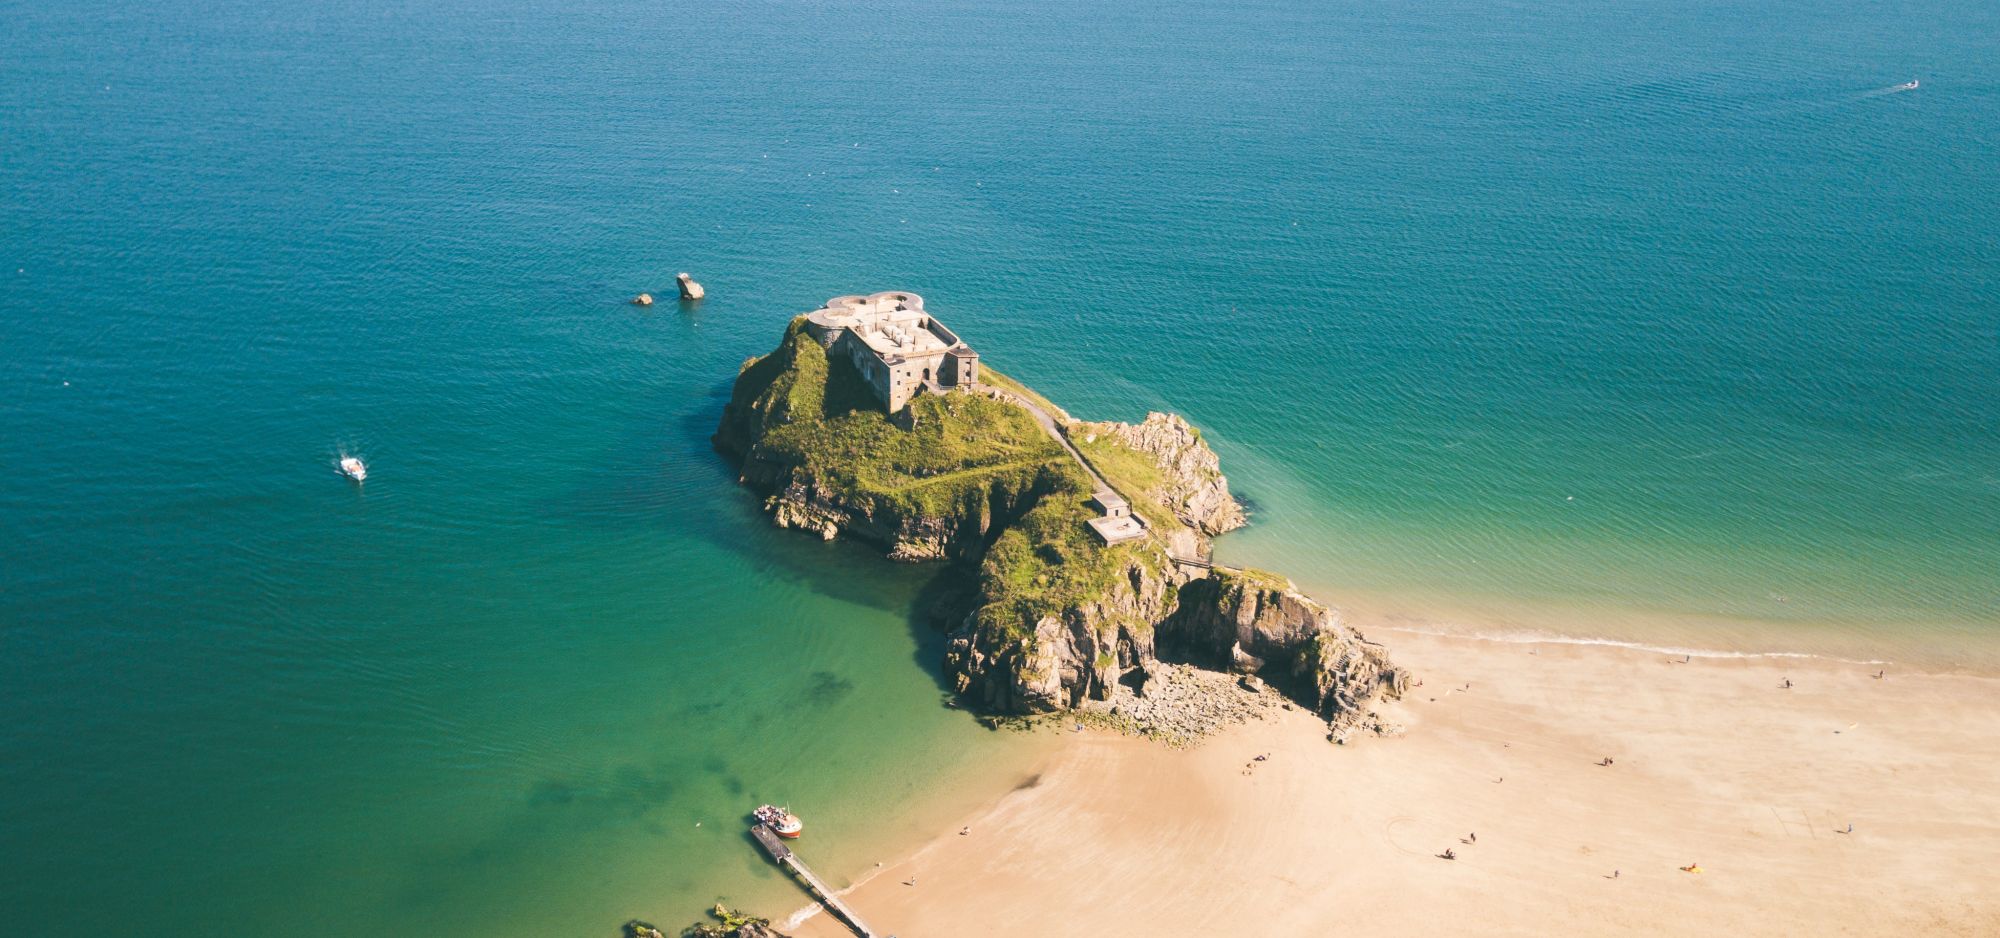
[3,0,1997,934]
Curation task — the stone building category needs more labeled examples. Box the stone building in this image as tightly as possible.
[802,291,980,413]
[1086,490,1147,544]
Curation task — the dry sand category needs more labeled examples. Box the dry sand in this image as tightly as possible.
[791,629,2000,937]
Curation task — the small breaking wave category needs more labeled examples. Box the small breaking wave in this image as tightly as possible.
[1375,623,1892,666]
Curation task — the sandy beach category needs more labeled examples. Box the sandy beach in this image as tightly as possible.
[791,629,2000,937]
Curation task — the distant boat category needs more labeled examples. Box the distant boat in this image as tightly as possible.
[753,804,803,839]
[340,456,367,482]
[1897,79,1919,91]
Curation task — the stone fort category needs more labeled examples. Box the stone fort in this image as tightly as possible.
[802,291,980,413]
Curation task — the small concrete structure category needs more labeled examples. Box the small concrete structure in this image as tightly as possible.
[1086,490,1147,544]
[802,291,979,413]
[676,273,704,301]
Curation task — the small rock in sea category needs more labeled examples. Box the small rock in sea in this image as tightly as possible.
[631,293,654,306]
[677,272,705,300]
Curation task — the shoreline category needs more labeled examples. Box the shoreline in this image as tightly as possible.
[784,627,2000,937]
[1305,579,2000,676]
[1377,623,1894,667]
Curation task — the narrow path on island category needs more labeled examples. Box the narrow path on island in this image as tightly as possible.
[985,386,1113,496]
[981,386,1213,569]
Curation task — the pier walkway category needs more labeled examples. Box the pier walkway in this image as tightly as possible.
[749,824,880,938]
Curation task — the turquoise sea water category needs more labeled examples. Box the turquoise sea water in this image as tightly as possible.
[4,0,1996,934]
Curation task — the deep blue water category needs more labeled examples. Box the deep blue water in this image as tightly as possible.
[3,0,1996,935]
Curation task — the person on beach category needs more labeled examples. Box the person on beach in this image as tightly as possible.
[1783,678,1793,689]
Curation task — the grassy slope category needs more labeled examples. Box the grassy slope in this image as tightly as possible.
[726,320,1158,638]
[979,367,1070,422]
[1071,432,1189,541]
[730,320,1068,519]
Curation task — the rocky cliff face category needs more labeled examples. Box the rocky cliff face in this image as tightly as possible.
[713,320,1071,563]
[1161,571,1406,731]
[715,320,1404,739]
[1077,412,1246,536]
[938,416,1402,734]
[944,546,1175,712]
[751,457,1055,562]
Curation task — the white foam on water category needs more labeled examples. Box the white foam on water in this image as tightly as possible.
[1375,623,1892,666]
[1861,80,1920,97]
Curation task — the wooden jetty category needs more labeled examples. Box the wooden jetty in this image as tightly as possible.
[750,823,880,938]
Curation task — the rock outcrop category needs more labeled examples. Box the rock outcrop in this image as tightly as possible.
[713,319,1069,564]
[668,905,789,938]
[715,316,1403,741]
[678,272,705,301]
[753,460,1057,562]
[944,546,1174,712]
[1161,570,1407,731]
[1077,412,1246,536]
[1075,662,1284,744]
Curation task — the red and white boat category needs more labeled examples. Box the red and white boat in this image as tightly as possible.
[754,804,803,839]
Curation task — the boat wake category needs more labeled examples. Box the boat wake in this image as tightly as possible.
[1862,79,1920,97]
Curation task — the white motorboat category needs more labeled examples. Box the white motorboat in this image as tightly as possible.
[340,456,367,482]
[753,804,803,839]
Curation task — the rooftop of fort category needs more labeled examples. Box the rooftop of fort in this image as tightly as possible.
[803,291,965,363]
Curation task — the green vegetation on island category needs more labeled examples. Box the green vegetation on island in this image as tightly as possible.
[715,314,1403,723]
[717,317,1153,645]
[720,317,1065,520]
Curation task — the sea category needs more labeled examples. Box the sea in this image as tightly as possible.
[3,0,1995,934]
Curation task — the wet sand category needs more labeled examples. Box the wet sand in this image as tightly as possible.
[791,629,2000,937]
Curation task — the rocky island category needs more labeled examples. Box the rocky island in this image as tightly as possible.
[689,295,2000,938]
[715,293,1407,739]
